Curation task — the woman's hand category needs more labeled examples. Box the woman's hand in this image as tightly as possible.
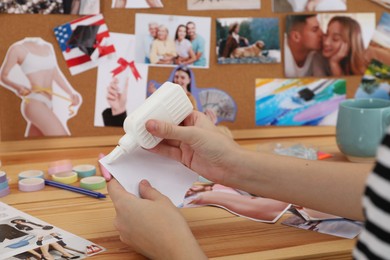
[108,179,206,259]
[17,86,31,96]
[329,41,349,76]
[107,77,128,115]
[329,41,349,64]
[147,81,157,96]
[145,111,242,186]
[204,108,218,124]
[71,93,80,106]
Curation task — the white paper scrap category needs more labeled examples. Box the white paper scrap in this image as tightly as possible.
[100,147,198,206]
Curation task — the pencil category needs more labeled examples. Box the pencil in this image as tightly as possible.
[44,179,106,199]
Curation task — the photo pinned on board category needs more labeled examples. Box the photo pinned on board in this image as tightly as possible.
[370,0,390,9]
[355,12,390,100]
[273,0,347,13]
[284,12,376,78]
[187,0,260,11]
[216,17,281,64]
[134,13,211,68]
[0,0,100,15]
[284,13,375,78]
[355,60,390,100]
[54,14,116,75]
[94,33,148,128]
[255,78,346,126]
[147,65,237,125]
[112,0,163,8]
[0,37,83,138]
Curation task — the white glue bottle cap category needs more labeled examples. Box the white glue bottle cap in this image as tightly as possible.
[105,81,194,164]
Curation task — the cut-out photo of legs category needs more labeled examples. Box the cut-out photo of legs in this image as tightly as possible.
[182,183,290,223]
[147,65,237,126]
[0,37,82,137]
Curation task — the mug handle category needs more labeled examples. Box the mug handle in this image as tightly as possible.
[383,107,390,127]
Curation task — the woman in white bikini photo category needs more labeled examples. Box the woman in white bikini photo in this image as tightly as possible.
[0,37,82,137]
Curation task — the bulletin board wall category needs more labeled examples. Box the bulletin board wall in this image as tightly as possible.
[0,0,386,151]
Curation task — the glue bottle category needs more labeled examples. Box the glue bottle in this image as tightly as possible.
[105,81,193,164]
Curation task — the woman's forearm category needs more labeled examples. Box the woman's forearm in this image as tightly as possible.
[1,72,26,93]
[225,148,372,221]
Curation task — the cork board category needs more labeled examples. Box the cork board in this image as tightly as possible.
[0,0,386,145]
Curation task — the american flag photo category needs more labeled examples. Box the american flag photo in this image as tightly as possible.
[54,14,116,75]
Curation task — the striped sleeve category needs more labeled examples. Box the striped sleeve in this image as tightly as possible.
[353,129,390,260]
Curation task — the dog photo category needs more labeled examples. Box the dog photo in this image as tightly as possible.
[216,17,281,64]
[187,0,260,10]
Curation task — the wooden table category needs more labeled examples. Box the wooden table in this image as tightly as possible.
[0,136,369,259]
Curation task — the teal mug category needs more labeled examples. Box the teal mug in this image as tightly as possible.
[336,98,390,163]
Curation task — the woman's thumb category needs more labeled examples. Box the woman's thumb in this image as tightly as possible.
[139,179,164,201]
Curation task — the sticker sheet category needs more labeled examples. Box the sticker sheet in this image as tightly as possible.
[0,202,105,259]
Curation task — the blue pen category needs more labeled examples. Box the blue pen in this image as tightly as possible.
[44,179,106,199]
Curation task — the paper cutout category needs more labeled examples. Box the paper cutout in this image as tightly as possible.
[0,37,82,137]
[183,183,290,223]
[112,0,163,8]
[187,0,261,10]
[100,148,199,207]
[216,17,281,64]
[255,78,346,126]
[54,14,116,75]
[147,65,237,124]
[135,13,211,68]
[282,214,363,239]
[94,33,148,127]
[0,202,105,259]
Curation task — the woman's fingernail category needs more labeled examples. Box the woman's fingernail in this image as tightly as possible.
[140,179,151,187]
